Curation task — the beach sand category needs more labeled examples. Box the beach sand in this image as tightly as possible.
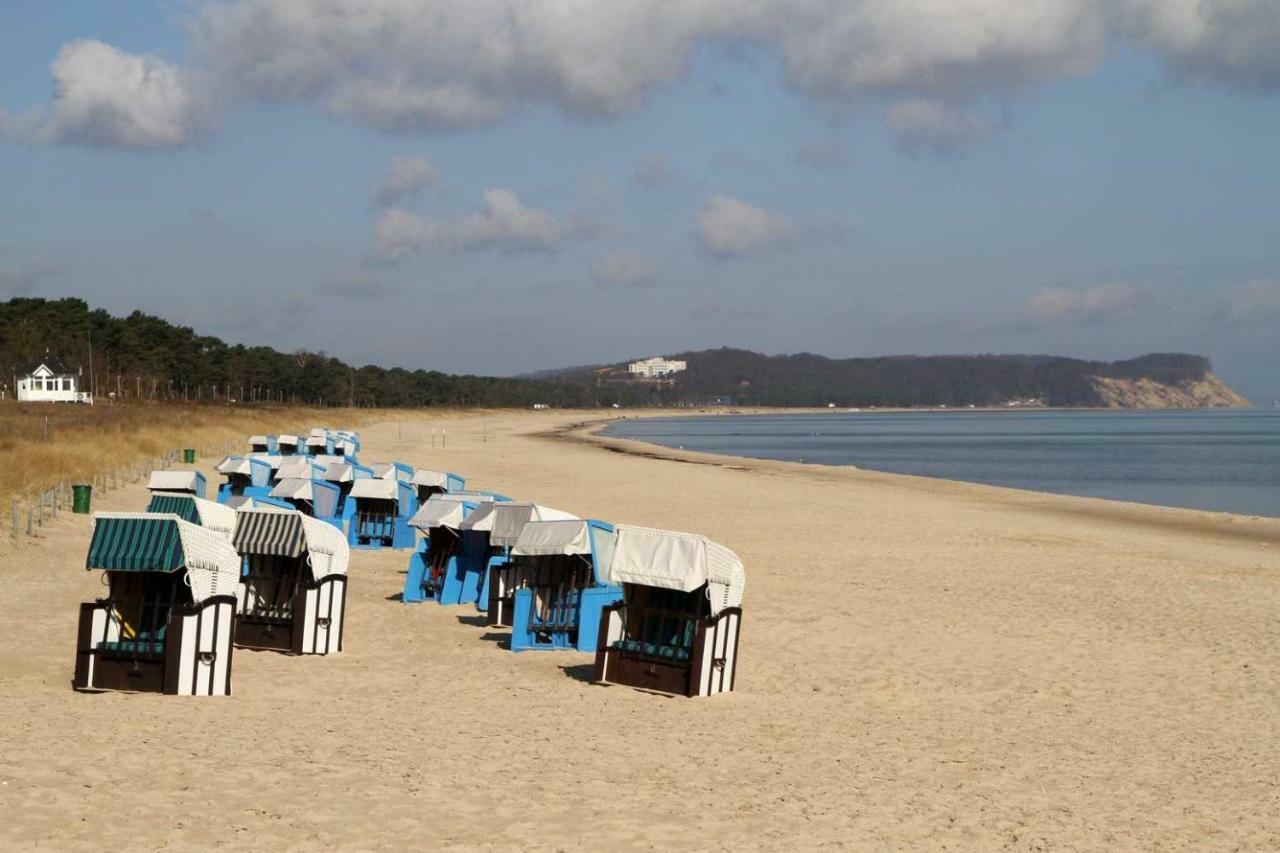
[1,409,1277,850]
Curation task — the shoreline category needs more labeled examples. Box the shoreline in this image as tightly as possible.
[549,412,1280,548]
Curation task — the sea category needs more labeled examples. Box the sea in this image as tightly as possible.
[603,408,1280,518]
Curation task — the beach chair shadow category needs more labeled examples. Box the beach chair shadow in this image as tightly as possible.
[478,632,511,649]
[385,592,403,602]
[559,663,597,684]
[455,614,487,628]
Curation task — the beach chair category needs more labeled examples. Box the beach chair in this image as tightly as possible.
[305,429,333,456]
[508,520,622,652]
[332,430,360,459]
[403,494,498,604]
[410,468,466,505]
[231,508,349,655]
[146,492,237,540]
[593,525,745,697]
[216,455,278,503]
[248,434,277,455]
[73,513,240,695]
[319,459,373,530]
[147,470,207,499]
[276,434,301,456]
[268,477,343,529]
[347,476,418,549]
[473,502,579,626]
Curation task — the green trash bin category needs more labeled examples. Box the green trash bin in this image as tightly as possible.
[72,484,92,514]
[183,448,196,464]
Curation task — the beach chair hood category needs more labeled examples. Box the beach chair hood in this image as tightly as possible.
[512,519,597,557]
[276,457,318,480]
[487,502,578,547]
[349,478,398,500]
[269,478,316,501]
[147,493,237,540]
[607,525,746,615]
[233,508,350,580]
[410,469,450,489]
[217,455,250,475]
[86,513,241,604]
[410,494,485,532]
[147,470,204,493]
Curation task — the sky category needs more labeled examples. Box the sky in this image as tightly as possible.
[1,1,1278,403]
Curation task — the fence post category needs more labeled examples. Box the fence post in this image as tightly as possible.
[11,501,17,542]
[26,501,33,536]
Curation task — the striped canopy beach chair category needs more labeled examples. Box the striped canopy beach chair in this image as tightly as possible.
[232,508,349,655]
[507,519,622,653]
[593,526,746,698]
[73,513,240,696]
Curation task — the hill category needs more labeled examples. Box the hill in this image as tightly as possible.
[0,299,1247,408]
[542,348,1250,408]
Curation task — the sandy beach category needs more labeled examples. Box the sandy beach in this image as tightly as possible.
[1,409,1277,850]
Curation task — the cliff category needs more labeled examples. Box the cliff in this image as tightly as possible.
[1089,373,1251,408]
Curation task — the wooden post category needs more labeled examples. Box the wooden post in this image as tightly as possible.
[11,500,18,541]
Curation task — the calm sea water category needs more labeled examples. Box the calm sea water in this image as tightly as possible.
[604,409,1280,517]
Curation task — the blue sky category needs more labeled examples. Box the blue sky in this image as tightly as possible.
[2,1,1278,402]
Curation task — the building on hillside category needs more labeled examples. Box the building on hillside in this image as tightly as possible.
[627,357,688,378]
[15,358,92,404]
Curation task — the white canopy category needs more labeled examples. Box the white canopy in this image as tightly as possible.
[147,470,203,493]
[322,462,356,483]
[409,494,485,531]
[248,434,270,446]
[486,502,578,547]
[89,512,241,604]
[250,454,283,469]
[233,507,349,580]
[350,478,398,500]
[607,525,746,615]
[512,519,594,557]
[270,478,315,501]
[276,434,300,446]
[411,469,450,488]
[277,457,317,480]
[217,455,250,475]
[312,454,344,467]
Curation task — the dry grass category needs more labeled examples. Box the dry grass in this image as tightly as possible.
[0,400,368,510]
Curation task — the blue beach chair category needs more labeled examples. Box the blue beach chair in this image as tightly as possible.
[507,519,622,653]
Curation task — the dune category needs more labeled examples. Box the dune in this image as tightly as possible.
[0,409,1277,850]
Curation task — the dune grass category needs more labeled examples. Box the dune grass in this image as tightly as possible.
[0,401,367,511]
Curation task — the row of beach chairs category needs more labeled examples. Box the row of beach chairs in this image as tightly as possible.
[72,427,746,699]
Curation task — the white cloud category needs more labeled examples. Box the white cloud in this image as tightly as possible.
[0,40,207,149]
[696,194,793,259]
[593,250,658,287]
[885,99,997,154]
[1220,278,1280,325]
[1023,283,1142,325]
[372,188,577,262]
[371,155,440,207]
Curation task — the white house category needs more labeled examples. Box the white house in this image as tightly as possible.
[627,357,688,378]
[16,360,92,404]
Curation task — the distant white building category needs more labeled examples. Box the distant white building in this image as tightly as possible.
[16,359,92,404]
[628,357,687,378]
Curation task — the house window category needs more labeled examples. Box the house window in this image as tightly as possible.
[32,378,43,391]
[63,378,72,391]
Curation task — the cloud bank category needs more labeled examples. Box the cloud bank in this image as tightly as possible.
[7,2,1279,149]
[371,155,439,207]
